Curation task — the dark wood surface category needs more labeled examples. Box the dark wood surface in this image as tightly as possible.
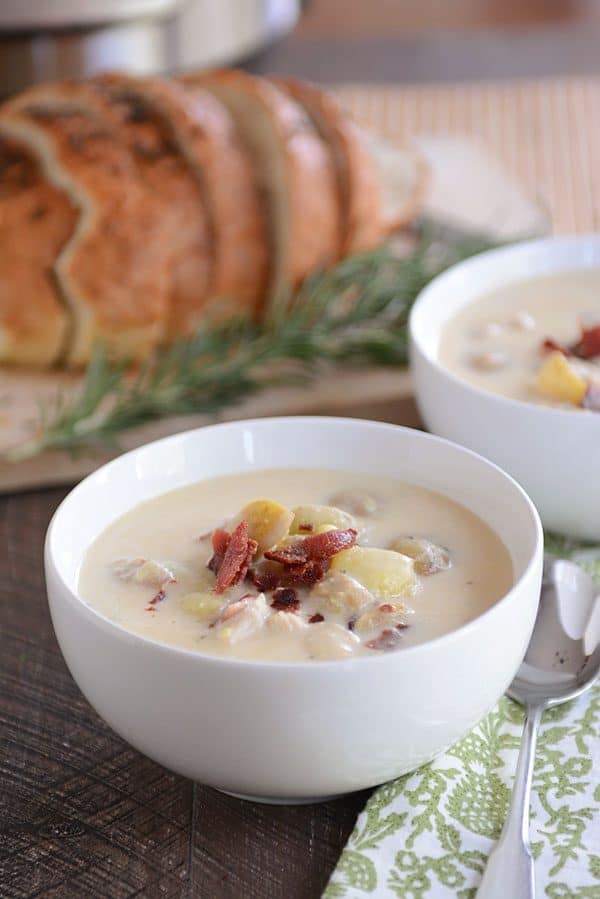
[1,3,597,896]
[0,485,367,897]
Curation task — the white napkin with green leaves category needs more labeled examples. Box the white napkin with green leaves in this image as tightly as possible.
[324,537,600,899]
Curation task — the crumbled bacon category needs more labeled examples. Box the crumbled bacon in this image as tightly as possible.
[284,559,330,586]
[208,521,258,594]
[298,523,314,532]
[270,587,300,612]
[248,564,283,593]
[145,588,166,611]
[542,337,572,356]
[264,528,357,565]
[309,613,324,624]
[579,324,600,359]
[542,324,600,361]
[366,628,404,651]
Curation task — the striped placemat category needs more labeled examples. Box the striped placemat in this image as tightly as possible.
[335,78,600,234]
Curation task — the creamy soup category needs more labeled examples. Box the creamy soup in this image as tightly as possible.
[439,270,600,410]
[78,468,513,662]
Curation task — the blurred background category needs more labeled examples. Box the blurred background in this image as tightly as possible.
[1,0,599,95]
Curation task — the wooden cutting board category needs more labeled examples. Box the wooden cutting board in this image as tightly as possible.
[0,133,548,492]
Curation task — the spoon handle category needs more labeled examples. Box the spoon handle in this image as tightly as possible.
[476,703,543,899]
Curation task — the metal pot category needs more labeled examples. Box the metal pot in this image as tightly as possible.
[0,0,300,96]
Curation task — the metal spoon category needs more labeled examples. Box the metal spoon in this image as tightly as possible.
[476,558,600,899]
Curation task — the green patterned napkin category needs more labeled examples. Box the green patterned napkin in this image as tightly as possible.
[325,539,600,899]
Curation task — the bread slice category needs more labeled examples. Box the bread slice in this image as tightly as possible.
[361,131,429,233]
[275,78,384,255]
[0,138,77,366]
[0,83,172,367]
[94,73,267,336]
[181,69,340,314]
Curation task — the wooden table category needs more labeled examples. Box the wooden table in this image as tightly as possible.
[2,5,598,895]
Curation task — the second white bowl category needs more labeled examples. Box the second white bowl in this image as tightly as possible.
[410,235,600,540]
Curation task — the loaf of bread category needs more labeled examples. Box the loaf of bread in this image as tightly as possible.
[0,70,427,368]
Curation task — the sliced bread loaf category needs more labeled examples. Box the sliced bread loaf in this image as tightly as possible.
[95,73,267,335]
[182,69,340,315]
[1,83,172,367]
[275,78,384,255]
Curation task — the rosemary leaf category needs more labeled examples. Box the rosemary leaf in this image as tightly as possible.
[5,226,494,462]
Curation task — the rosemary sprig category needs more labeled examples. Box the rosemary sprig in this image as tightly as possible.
[7,226,494,461]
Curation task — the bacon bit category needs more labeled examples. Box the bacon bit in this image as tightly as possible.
[210,521,258,594]
[309,613,324,624]
[249,565,282,592]
[270,587,300,612]
[378,603,395,613]
[542,337,572,356]
[264,528,357,565]
[347,617,356,632]
[249,558,330,591]
[542,325,600,361]
[145,588,166,611]
[298,522,314,532]
[366,628,404,651]
[580,324,600,359]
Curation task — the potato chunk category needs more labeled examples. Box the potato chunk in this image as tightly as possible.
[306,622,361,660]
[290,504,356,535]
[330,546,415,598]
[229,499,293,554]
[388,537,451,576]
[180,592,223,621]
[311,572,374,614]
[536,351,587,406]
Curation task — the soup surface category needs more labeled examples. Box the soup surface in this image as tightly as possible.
[439,270,600,410]
[79,468,513,662]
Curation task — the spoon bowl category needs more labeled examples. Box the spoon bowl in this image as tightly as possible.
[508,559,600,708]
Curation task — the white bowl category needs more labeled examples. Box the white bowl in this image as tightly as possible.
[410,235,600,541]
[45,417,542,803]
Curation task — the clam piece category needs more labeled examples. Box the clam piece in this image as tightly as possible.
[354,600,409,636]
[475,321,503,339]
[330,546,416,598]
[306,621,361,660]
[229,499,293,554]
[215,593,269,644]
[510,310,536,332]
[111,557,175,588]
[328,489,379,516]
[290,504,356,535]
[311,572,374,614]
[388,537,451,576]
[470,350,507,371]
[267,611,308,635]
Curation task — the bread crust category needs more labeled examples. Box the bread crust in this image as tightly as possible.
[276,78,384,255]
[96,73,267,335]
[183,69,340,298]
[2,82,172,366]
[0,139,77,366]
